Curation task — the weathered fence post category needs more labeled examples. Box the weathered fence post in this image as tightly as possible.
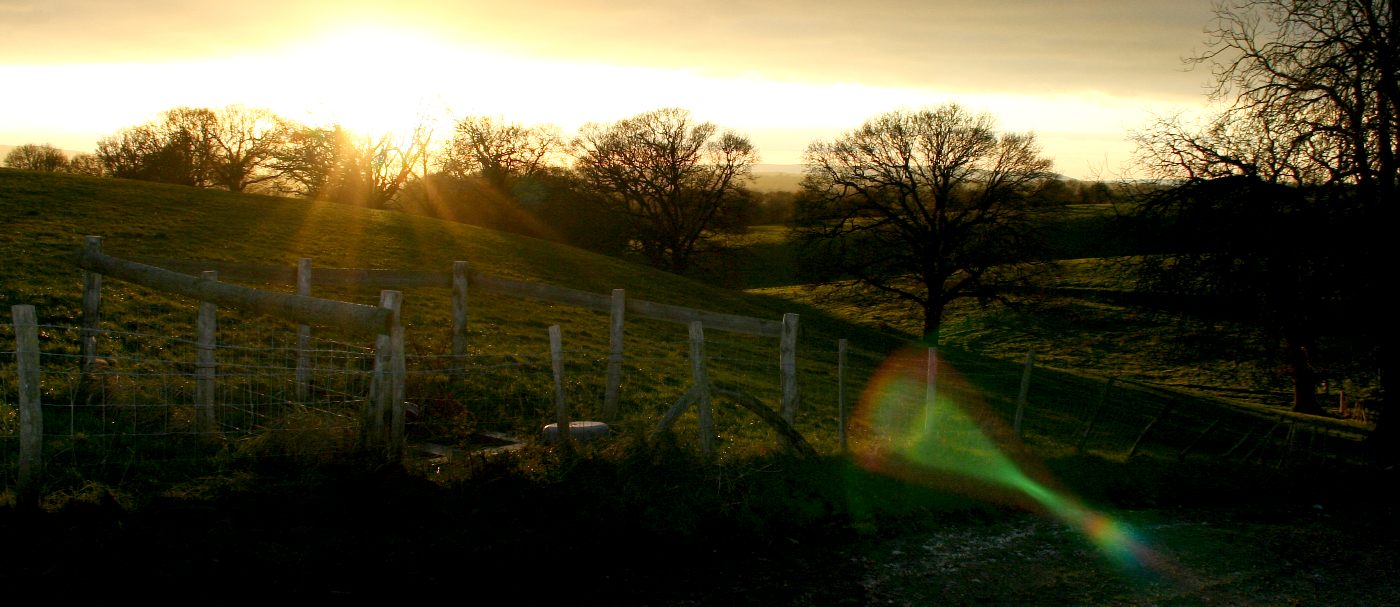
[81,235,103,375]
[386,291,406,460]
[1276,422,1297,469]
[1243,418,1284,463]
[603,288,625,420]
[780,313,799,423]
[295,258,312,402]
[452,261,468,363]
[1075,377,1114,453]
[13,305,43,508]
[368,290,404,457]
[196,270,219,436]
[838,338,848,453]
[1222,428,1254,459]
[1127,401,1171,459]
[1014,351,1035,437]
[1178,418,1220,461]
[924,347,939,433]
[690,321,714,456]
[549,324,570,446]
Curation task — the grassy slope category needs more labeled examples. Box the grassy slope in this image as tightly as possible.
[0,168,907,456]
[4,170,1397,603]
[2,169,1372,455]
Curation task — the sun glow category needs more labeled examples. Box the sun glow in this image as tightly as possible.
[0,18,1203,178]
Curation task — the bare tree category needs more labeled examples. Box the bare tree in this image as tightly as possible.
[3,143,68,172]
[1193,0,1397,199]
[204,105,287,192]
[572,108,757,272]
[92,105,288,191]
[64,153,106,177]
[96,117,205,186]
[1125,0,1396,422]
[797,103,1053,345]
[270,122,433,210]
[442,116,563,191]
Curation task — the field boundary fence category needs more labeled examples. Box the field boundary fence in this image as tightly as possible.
[1,235,816,500]
[2,236,1376,504]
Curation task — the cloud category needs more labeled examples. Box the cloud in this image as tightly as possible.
[3,0,1217,100]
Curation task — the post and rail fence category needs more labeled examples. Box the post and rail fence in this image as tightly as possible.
[1,236,1376,503]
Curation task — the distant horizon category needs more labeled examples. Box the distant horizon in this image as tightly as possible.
[0,145,1110,186]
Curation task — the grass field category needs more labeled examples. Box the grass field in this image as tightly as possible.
[1,168,1394,603]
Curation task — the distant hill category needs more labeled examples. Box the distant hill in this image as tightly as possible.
[750,164,804,192]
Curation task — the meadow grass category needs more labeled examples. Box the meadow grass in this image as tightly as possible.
[0,168,1378,525]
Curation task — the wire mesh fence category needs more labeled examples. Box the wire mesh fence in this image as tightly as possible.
[2,305,1378,497]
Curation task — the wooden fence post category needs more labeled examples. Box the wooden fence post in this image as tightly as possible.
[1127,402,1171,459]
[368,290,404,455]
[780,313,799,423]
[1221,428,1254,459]
[690,321,713,456]
[1075,377,1114,453]
[385,290,406,460]
[13,305,43,508]
[1178,418,1220,461]
[1276,422,1297,469]
[1243,418,1284,463]
[924,347,939,433]
[549,324,570,446]
[604,289,625,420]
[452,261,468,362]
[838,338,848,453]
[81,235,103,375]
[196,271,219,436]
[1014,351,1034,437]
[295,258,312,402]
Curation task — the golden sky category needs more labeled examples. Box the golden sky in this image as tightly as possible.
[0,0,1219,180]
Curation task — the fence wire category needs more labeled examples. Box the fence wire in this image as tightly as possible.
[2,312,1376,495]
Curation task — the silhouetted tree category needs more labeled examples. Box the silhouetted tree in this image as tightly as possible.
[572,108,757,273]
[270,122,432,210]
[796,103,1054,345]
[1120,175,1352,415]
[64,152,105,177]
[94,105,287,190]
[203,105,286,192]
[96,113,207,186]
[1126,0,1395,424]
[442,116,563,192]
[3,143,67,172]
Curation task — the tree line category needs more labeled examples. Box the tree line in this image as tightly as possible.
[1114,0,1394,457]
[6,107,762,270]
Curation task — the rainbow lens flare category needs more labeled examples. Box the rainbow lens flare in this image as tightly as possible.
[850,346,1165,574]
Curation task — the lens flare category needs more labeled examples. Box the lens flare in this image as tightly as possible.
[850,346,1165,575]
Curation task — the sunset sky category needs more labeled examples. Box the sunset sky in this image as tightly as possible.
[1,0,1221,180]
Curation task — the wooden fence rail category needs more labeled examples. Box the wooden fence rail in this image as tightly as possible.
[75,240,392,336]
[72,236,406,458]
[127,251,802,424]
[135,256,786,337]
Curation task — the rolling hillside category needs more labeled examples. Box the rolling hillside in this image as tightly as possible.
[0,168,909,456]
[3,168,1395,605]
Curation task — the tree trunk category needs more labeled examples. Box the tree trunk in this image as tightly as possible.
[1365,342,1395,467]
[922,299,947,347]
[1284,333,1323,415]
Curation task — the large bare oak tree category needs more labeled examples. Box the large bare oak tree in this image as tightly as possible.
[796,103,1053,345]
[571,108,757,273]
[1127,0,1396,423]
